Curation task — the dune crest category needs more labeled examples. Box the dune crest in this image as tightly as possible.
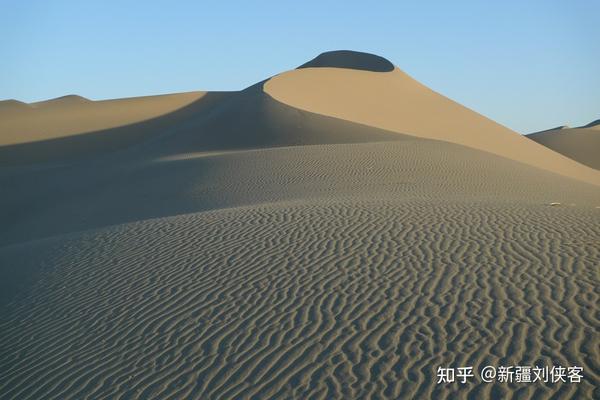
[0,100,30,113]
[265,52,600,185]
[298,50,395,72]
[581,119,600,129]
[31,94,91,107]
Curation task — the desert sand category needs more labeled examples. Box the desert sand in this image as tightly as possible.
[0,51,598,399]
[0,92,207,165]
[527,121,600,170]
[265,52,600,186]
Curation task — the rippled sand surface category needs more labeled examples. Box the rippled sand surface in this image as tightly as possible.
[1,140,599,399]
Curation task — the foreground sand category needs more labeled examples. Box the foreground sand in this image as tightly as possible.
[1,51,599,399]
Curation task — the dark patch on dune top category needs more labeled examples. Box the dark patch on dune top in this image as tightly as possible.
[580,119,600,129]
[298,50,395,72]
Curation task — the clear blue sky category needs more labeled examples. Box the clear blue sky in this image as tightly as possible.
[2,0,599,133]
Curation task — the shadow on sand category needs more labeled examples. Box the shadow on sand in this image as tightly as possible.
[298,50,395,72]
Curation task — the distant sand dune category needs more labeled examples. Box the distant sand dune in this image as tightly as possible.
[0,92,227,166]
[0,92,206,146]
[580,119,600,129]
[528,122,600,170]
[30,94,91,107]
[0,100,30,113]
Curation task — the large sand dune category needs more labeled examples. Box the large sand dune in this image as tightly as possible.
[265,51,600,186]
[0,51,599,399]
[527,121,600,170]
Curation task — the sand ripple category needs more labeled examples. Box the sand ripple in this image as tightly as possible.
[1,201,598,399]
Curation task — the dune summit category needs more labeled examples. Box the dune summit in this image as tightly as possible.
[298,50,395,72]
[0,51,599,399]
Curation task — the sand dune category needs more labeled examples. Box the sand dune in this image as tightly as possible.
[30,94,92,107]
[0,92,206,146]
[0,100,31,113]
[528,121,600,170]
[264,51,600,186]
[0,51,599,399]
[0,84,407,168]
[580,119,600,129]
[0,92,223,166]
[145,82,410,159]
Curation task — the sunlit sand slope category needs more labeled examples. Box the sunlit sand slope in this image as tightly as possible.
[264,51,600,185]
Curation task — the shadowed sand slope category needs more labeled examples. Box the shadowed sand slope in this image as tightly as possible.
[0,92,230,166]
[0,83,406,167]
[0,92,211,165]
[264,52,600,186]
[0,92,205,146]
[0,83,410,245]
[528,122,600,170]
[580,119,600,129]
[145,82,406,159]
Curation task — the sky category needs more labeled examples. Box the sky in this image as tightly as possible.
[1,0,599,133]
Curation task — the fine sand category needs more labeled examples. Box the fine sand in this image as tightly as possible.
[527,122,600,170]
[0,51,598,400]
